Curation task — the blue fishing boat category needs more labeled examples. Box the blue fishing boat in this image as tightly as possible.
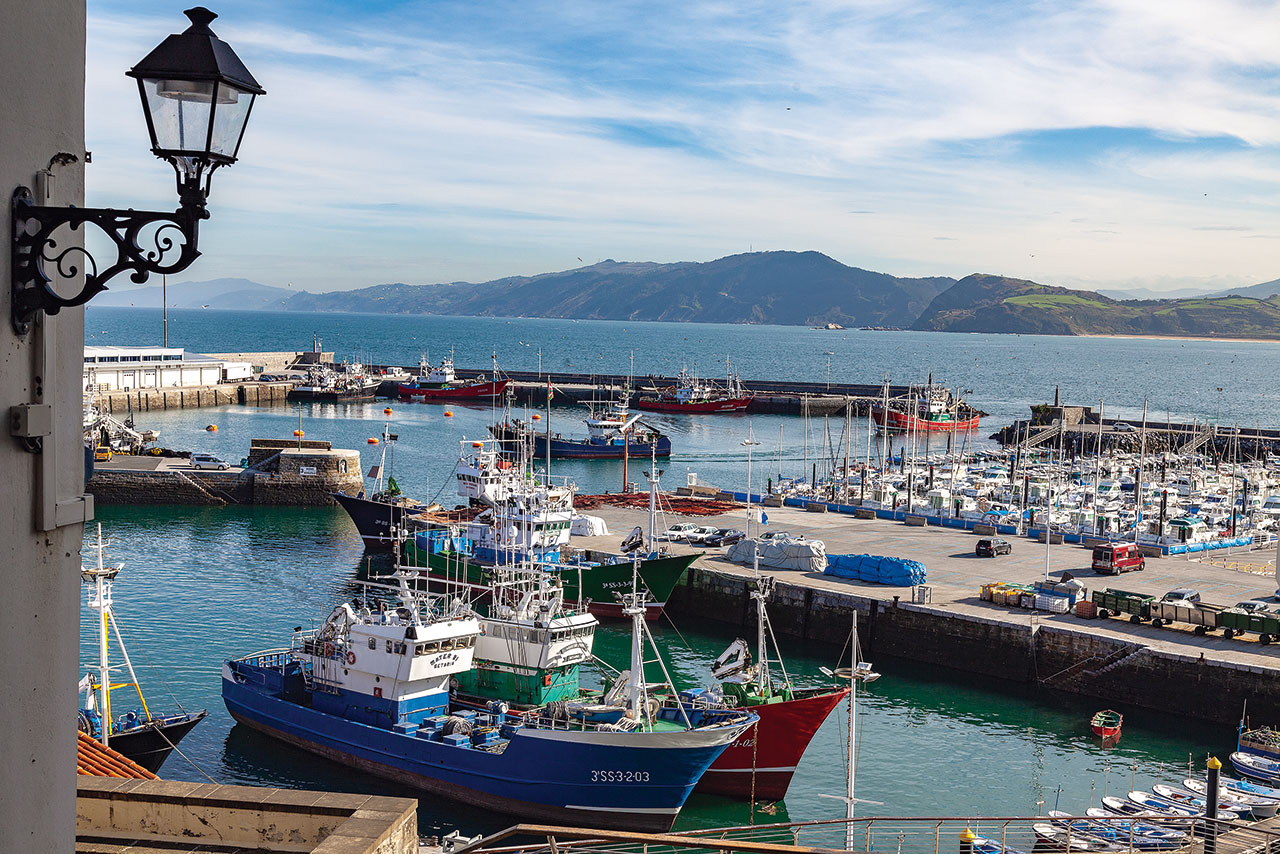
[1232,751,1280,785]
[493,395,671,459]
[221,571,754,832]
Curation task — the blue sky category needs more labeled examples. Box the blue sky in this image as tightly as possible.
[86,0,1280,293]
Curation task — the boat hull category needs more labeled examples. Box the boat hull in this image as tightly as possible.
[288,383,380,403]
[541,434,673,459]
[695,688,847,800]
[222,668,735,832]
[398,379,509,399]
[331,491,423,548]
[871,407,980,432]
[103,709,208,773]
[636,397,751,413]
[401,545,696,621]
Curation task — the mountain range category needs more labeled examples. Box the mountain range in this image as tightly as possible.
[94,278,294,310]
[97,254,1280,340]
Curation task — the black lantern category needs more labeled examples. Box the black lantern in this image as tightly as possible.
[128,7,264,206]
[10,7,264,335]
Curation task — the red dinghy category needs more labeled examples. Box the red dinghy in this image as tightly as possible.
[1090,709,1123,740]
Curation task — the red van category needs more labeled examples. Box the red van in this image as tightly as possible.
[1092,542,1145,574]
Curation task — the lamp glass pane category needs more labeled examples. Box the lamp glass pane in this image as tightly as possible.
[143,78,214,154]
[209,84,254,157]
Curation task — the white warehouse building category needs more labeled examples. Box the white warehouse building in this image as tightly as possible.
[84,346,253,391]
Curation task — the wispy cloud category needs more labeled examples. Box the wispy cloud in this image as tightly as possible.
[86,0,1280,292]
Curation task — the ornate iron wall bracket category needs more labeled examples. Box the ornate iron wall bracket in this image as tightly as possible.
[11,186,205,335]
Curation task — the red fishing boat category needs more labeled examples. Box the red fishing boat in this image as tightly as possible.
[690,576,856,801]
[697,682,848,799]
[398,353,508,400]
[871,384,980,432]
[636,364,751,413]
[1090,709,1123,740]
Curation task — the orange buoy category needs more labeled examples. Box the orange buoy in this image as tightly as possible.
[444,410,454,417]
[205,425,218,432]
[471,441,484,448]
[368,437,379,445]
[383,407,393,416]
[531,414,541,421]
[293,429,305,437]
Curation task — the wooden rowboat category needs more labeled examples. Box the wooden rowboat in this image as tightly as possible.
[1091,709,1123,739]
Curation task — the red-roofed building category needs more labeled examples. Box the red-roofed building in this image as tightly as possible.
[76,732,156,780]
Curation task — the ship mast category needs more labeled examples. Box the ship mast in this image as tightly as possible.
[84,525,114,745]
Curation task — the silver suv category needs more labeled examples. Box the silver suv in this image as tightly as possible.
[191,453,230,470]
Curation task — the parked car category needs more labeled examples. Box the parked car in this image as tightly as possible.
[1162,588,1201,604]
[659,523,700,542]
[975,537,1012,557]
[1113,422,1137,432]
[1235,600,1274,613]
[684,525,722,544]
[1091,542,1145,574]
[190,453,230,471]
[758,530,793,541]
[704,528,745,547]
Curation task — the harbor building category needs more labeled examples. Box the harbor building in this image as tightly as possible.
[84,345,252,391]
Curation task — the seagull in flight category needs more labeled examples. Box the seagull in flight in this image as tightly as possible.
[201,304,209,309]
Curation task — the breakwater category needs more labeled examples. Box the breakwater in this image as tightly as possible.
[91,381,295,414]
[993,403,1280,457]
[666,566,1280,725]
[373,365,967,416]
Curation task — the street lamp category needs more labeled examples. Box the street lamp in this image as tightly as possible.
[742,423,761,537]
[11,7,264,335]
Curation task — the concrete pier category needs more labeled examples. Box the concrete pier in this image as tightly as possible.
[573,500,1280,724]
[88,439,363,506]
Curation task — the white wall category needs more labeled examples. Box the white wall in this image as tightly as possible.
[0,0,87,848]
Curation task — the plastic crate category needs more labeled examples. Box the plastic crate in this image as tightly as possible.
[1076,600,1098,619]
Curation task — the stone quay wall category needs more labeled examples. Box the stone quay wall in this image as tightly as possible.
[667,565,1280,725]
[88,449,363,507]
[92,381,294,414]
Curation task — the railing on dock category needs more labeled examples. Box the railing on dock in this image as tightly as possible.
[461,814,1280,854]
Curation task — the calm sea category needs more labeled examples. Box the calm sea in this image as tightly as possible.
[87,306,1280,428]
[80,307,1261,836]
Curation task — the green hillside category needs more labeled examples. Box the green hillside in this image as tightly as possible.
[912,274,1280,339]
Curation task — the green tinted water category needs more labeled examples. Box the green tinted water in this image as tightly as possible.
[83,500,1233,838]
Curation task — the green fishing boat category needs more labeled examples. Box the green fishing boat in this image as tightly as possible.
[401,536,696,621]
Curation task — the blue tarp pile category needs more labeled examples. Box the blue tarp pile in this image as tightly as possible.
[824,553,927,586]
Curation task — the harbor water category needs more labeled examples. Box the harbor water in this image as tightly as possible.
[80,307,1276,836]
[87,306,1280,429]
